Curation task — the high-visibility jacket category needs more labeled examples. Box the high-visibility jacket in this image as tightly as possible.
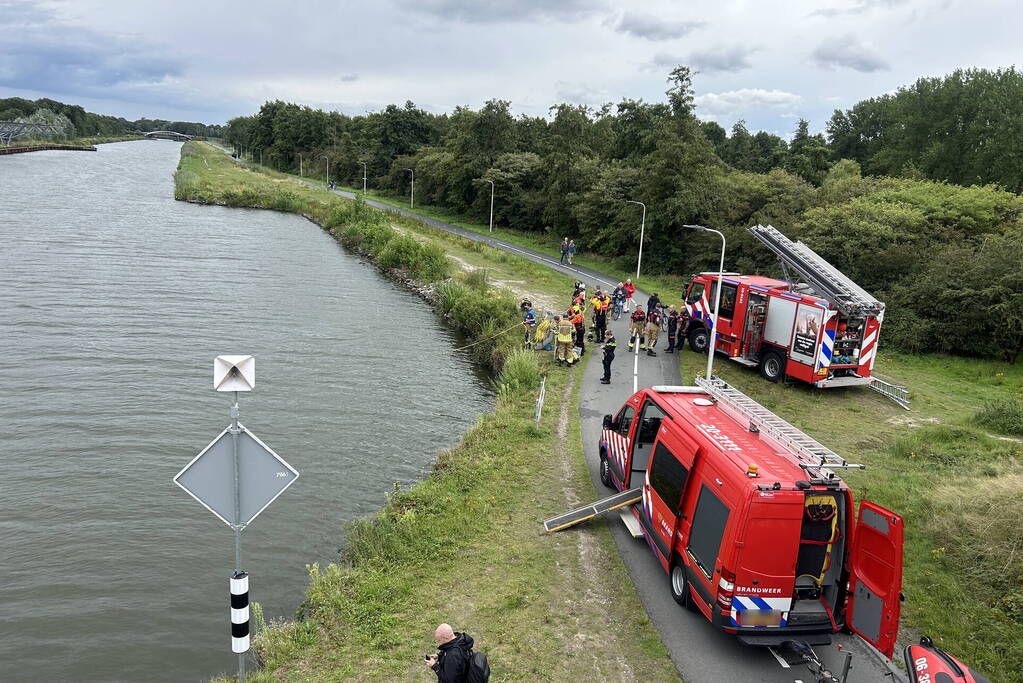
[630,310,646,325]
[557,321,575,343]
[570,313,585,329]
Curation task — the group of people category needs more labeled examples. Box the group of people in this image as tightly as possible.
[558,237,578,265]
[518,279,687,385]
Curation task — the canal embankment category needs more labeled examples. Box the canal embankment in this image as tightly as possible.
[175,141,679,681]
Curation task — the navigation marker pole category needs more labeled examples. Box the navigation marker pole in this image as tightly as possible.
[173,355,299,683]
[230,390,246,682]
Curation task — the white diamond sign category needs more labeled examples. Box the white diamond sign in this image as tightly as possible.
[174,424,298,527]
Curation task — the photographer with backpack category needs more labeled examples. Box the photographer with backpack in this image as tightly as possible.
[425,623,490,682]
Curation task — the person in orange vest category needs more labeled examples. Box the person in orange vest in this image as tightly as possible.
[628,305,646,351]
[555,315,575,366]
[571,309,586,356]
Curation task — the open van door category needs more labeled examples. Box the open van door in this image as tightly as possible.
[847,501,903,658]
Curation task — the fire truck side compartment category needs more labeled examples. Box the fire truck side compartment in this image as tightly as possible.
[763,296,797,348]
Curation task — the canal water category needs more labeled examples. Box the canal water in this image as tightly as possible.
[0,141,492,681]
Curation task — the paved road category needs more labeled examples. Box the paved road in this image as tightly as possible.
[219,148,902,682]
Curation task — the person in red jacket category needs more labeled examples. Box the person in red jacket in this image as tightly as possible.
[623,279,636,312]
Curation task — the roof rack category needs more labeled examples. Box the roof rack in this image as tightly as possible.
[747,224,884,317]
[695,376,864,482]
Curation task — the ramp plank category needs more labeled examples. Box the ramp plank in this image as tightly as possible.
[543,488,642,533]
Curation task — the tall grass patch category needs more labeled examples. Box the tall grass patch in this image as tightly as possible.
[974,397,1023,436]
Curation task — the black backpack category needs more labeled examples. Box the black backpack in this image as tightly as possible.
[465,648,490,683]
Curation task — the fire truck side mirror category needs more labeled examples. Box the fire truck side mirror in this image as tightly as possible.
[603,414,613,429]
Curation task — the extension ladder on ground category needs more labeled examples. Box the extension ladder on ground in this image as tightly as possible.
[748,224,884,317]
[695,376,864,482]
[869,377,911,410]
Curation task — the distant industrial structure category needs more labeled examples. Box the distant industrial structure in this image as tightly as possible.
[0,121,68,146]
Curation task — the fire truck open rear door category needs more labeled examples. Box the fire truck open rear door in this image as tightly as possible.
[846,501,904,658]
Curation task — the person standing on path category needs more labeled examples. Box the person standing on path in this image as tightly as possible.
[600,334,617,384]
[555,315,575,366]
[568,239,577,264]
[593,291,608,343]
[560,238,570,264]
[623,279,636,312]
[645,306,662,356]
[571,308,586,357]
[628,305,646,351]
[666,305,682,353]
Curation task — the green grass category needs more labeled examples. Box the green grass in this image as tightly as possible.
[692,348,1023,679]
[179,141,677,682]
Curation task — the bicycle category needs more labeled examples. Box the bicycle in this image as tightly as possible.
[784,641,852,683]
[612,298,625,320]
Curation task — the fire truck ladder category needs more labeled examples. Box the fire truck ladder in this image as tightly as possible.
[748,224,884,317]
[869,377,911,410]
[696,376,865,482]
[543,487,642,533]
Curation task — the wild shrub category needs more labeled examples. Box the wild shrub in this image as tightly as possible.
[271,189,301,212]
[378,234,425,272]
[498,349,541,395]
[462,268,489,290]
[974,397,1023,436]
[415,241,451,281]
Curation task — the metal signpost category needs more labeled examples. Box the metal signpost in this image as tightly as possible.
[174,356,299,683]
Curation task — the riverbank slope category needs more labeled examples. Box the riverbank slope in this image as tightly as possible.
[175,141,679,681]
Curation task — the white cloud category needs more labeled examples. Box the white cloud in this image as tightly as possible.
[694,88,802,117]
[613,12,704,40]
[812,35,890,72]
[689,45,759,74]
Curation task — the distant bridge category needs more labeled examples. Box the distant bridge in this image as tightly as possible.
[0,121,68,146]
[144,130,192,141]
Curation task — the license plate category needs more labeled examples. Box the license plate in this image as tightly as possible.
[741,609,782,626]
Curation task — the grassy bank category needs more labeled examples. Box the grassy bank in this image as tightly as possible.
[175,141,679,681]
[701,349,1023,679]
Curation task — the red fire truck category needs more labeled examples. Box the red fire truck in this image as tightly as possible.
[590,377,903,656]
[681,225,885,388]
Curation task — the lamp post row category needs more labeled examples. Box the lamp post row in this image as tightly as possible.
[243,149,686,290]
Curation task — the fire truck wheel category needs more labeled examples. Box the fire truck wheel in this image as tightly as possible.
[599,455,614,488]
[670,560,692,609]
[687,326,709,353]
[759,351,784,383]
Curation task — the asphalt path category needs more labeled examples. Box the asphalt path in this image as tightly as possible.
[219,149,902,682]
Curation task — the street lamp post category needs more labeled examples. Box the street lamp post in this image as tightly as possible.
[297,152,303,177]
[321,155,330,187]
[476,178,495,232]
[361,162,367,194]
[683,224,727,381]
[405,168,414,208]
[624,200,647,280]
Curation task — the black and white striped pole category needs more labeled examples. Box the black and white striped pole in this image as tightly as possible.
[173,356,298,683]
[231,571,250,660]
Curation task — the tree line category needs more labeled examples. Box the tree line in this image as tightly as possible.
[0,97,225,139]
[222,66,1022,362]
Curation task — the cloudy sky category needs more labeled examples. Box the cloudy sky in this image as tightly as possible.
[0,0,1016,136]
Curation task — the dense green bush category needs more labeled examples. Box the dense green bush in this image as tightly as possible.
[974,398,1023,436]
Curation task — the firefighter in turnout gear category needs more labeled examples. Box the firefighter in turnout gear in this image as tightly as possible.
[600,334,616,384]
[555,315,576,366]
[645,307,662,356]
[628,305,646,351]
